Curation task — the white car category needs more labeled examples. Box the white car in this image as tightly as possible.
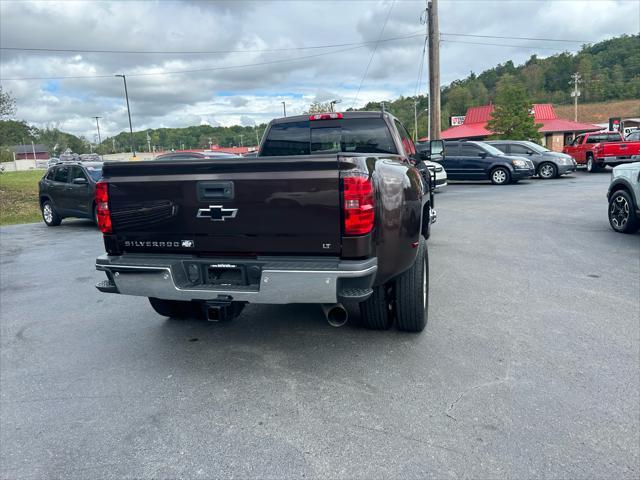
[425,160,447,189]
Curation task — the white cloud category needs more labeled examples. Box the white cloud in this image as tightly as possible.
[0,0,637,138]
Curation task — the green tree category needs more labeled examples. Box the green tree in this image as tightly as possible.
[0,87,16,119]
[0,120,37,145]
[306,101,334,114]
[487,75,542,140]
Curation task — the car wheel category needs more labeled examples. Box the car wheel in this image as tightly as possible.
[148,297,199,318]
[92,204,99,225]
[41,201,62,226]
[394,237,428,333]
[538,162,557,179]
[359,283,393,330]
[586,155,599,173]
[608,190,640,233]
[490,167,510,185]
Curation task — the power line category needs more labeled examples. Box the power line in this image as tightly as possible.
[441,39,579,51]
[0,44,377,81]
[0,31,426,55]
[351,0,396,109]
[441,33,590,43]
[413,34,428,98]
[0,32,591,55]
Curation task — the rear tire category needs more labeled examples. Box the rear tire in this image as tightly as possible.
[490,167,510,185]
[41,201,62,226]
[148,298,199,319]
[359,283,393,330]
[608,190,640,233]
[395,237,428,333]
[586,154,600,173]
[538,162,557,179]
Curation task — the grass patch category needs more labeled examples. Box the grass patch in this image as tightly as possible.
[0,170,44,226]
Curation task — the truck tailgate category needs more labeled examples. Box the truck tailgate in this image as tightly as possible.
[102,156,342,255]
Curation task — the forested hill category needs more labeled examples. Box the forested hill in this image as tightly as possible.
[354,34,639,137]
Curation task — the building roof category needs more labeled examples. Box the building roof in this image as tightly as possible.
[439,103,600,140]
[12,144,48,154]
[537,118,602,133]
[440,123,491,139]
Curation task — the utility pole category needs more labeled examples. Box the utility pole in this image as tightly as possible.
[414,99,418,141]
[31,140,36,160]
[254,126,260,145]
[115,74,136,158]
[93,116,102,158]
[427,0,441,139]
[112,138,116,153]
[281,101,287,117]
[146,131,151,153]
[239,134,244,147]
[570,73,581,122]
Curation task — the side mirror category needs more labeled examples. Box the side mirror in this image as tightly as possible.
[419,150,430,161]
[479,152,487,158]
[527,150,534,155]
[428,139,444,162]
[72,177,88,185]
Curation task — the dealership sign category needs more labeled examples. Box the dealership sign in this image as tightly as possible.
[451,116,466,126]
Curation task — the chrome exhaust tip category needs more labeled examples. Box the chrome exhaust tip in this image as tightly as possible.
[321,303,348,327]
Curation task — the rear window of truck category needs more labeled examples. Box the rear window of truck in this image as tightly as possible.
[586,133,623,143]
[261,118,398,156]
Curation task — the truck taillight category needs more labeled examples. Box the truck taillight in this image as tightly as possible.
[309,113,343,121]
[95,182,112,234]
[342,175,374,236]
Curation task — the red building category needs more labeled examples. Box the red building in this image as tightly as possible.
[424,104,601,152]
[12,144,49,160]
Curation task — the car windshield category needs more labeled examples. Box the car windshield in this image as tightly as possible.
[85,165,102,181]
[521,141,550,153]
[474,142,504,156]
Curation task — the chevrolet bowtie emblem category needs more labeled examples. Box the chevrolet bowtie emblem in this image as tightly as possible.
[197,205,238,221]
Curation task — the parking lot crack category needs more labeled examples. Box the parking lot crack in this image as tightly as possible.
[446,339,515,421]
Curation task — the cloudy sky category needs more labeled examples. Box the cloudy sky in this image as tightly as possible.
[1,0,638,140]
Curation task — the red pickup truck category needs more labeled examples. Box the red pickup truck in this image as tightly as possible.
[563,131,640,173]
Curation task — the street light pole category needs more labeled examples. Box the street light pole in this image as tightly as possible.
[281,101,286,117]
[93,116,102,158]
[115,74,136,158]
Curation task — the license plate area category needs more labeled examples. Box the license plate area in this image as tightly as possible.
[207,265,246,286]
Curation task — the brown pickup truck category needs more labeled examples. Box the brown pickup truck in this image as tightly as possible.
[94,111,441,332]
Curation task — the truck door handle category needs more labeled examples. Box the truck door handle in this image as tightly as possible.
[197,181,234,201]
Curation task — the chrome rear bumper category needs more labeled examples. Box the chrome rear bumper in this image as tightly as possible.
[96,254,377,304]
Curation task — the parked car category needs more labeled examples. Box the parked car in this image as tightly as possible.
[485,140,576,179]
[562,131,640,173]
[625,130,640,142]
[95,111,440,332]
[416,143,447,188]
[425,160,447,188]
[154,151,238,161]
[38,162,103,226]
[607,162,640,234]
[439,140,534,185]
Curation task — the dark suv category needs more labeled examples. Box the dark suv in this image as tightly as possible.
[485,140,577,179]
[38,162,103,226]
[440,140,535,184]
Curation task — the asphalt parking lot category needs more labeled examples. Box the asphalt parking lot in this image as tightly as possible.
[1,171,638,479]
